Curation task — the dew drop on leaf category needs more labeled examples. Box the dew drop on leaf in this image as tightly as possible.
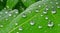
[0,25,3,28]
[16,32,19,33]
[22,14,26,18]
[38,26,42,29]
[51,10,56,14]
[8,14,12,16]
[45,16,48,20]
[48,20,54,28]
[19,27,23,31]
[30,21,35,26]
[5,11,8,14]
[35,9,39,13]
[43,11,47,14]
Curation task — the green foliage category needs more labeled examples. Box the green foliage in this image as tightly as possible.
[0,0,60,33]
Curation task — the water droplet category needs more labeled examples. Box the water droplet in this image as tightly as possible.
[46,8,49,11]
[45,16,48,20]
[0,0,3,2]
[38,26,42,29]
[0,25,3,27]
[8,14,12,16]
[19,27,23,31]
[57,6,60,8]
[6,6,9,9]
[16,32,19,33]
[22,14,26,18]
[48,20,54,28]
[13,9,18,14]
[38,5,41,7]
[56,2,58,4]
[58,24,60,26]
[43,11,47,14]
[41,14,43,17]
[35,9,39,13]
[5,18,8,21]
[51,10,56,14]
[5,11,8,14]
[15,23,18,25]
[30,21,35,26]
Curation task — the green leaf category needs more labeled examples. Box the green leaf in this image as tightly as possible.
[0,0,60,33]
[21,0,36,7]
[6,0,18,9]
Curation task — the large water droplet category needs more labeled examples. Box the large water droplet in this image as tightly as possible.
[30,21,35,26]
[51,10,56,14]
[48,20,54,28]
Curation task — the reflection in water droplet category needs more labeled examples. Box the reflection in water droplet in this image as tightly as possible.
[48,20,54,28]
[30,21,35,26]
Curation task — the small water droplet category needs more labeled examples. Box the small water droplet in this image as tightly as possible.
[45,16,48,20]
[58,24,60,26]
[15,23,18,25]
[30,21,35,26]
[51,10,56,14]
[5,18,8,21]
[38,26,42,29]
[5,11,8,14]
[46,8,49,11]
[6,6,9,9]
[48,20,54,28]
[41,14,43,17]
[16,32,19,33]
[56,2,58,4]
[43,11,47,14]
[19,27,23,31]
[13,9,18,14]
[57,6,60,8]
[35,9,39,13]
[8,14,12,16]
[22,14,26,18]
[38,5,41,7]
[0,25,3,28]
